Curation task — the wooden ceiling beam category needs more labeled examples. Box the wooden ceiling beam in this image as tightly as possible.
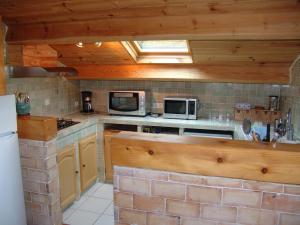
[6,12,300,44]
[1,0,299,24]
[68,64,291,84]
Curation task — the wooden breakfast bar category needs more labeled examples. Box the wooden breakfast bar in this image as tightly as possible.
[111,132,300,225]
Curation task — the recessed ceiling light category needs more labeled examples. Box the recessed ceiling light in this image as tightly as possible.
[76,42,84,48]
[95,42,102,47]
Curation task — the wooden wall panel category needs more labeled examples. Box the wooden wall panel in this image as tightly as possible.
[1,0,300,44]
[51,42,134,65]
[0,16,6,95]
[23,45,59,67]
[6,44,23,66]
[69,64,290,84]
[111,132,300,185]
[190,40,300,65]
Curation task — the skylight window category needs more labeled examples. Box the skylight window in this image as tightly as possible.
[133,40,189,53]
[122,40,192,64]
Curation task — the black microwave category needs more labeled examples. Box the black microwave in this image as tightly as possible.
[163,97,199,120]
[108,91,150,116]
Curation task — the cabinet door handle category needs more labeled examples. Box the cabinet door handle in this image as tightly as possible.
[82,164,86,168]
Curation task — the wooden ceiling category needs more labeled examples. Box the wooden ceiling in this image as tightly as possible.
[42,41,300,67]
[51,42,135,65]
[1,0,300,44]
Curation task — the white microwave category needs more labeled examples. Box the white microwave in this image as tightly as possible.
[108,91,150,116]
[163,97,199,120]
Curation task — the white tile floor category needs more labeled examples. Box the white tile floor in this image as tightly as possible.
[63,182,114,225]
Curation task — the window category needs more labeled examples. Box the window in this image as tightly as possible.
[133,40,189,53]
[122,40,192,64]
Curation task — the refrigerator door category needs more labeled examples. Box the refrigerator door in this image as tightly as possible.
[0,133,27,225]
[0,95,17,134]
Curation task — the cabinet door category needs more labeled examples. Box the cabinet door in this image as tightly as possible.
[104,130,121,182]
[79,134,98,192]
[57,145,77,210]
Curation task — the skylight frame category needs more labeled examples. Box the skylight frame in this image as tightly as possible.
[121,40,193,64]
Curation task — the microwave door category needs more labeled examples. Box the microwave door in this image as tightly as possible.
[164,99,188,119]
[109,92,139,112]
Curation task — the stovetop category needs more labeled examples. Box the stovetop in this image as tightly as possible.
[57,118,80,130]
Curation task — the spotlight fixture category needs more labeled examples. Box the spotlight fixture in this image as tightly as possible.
[76,42,84,48]
[95,41,102,47]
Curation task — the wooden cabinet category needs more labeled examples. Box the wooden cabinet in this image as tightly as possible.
[104,130,121,182]
[79,134,98,192]
[57,145,77,210]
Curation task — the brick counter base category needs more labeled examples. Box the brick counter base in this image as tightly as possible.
[113,166,300,225]
[20,139,62,225]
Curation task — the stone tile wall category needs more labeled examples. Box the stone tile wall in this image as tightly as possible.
[19,138,62,225]
[114,166,300,225]
[80,80,281,120]
[280,56,300,139]
[7,76,80,117]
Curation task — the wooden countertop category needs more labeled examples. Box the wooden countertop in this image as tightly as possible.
[111,132,300,185]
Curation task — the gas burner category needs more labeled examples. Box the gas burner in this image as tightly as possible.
[57,118,80,130]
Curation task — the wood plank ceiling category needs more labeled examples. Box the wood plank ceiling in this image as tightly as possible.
[51,42,135,65]
[1,0,300,83]
[48,40,300,67]
[1,0,300,43]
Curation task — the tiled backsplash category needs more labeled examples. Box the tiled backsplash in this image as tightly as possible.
[281,57,300,139]
[7,76,80,117]
[80,80,281,119]
[5,57,300,138]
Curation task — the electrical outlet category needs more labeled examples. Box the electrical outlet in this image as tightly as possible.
[74,101,79,107]
[44,99,50,106]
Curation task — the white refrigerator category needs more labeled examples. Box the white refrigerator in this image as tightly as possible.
[0,95,27,225]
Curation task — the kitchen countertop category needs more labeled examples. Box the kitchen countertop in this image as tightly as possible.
[60,112,248,140]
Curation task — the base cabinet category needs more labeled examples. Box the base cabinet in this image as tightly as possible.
[79,134,98,192]
[57,145,77,210]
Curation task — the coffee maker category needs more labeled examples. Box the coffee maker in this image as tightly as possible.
[81,91,94,113]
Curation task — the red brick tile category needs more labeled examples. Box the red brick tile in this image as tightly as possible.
[284,185,300,195]
[243,180,283,192]
[119,208,146,225]
[279,213,300,225]
[147,213,180,225]
[152,181,185,200]
[166,199,200,218]
[180,217,218,225]
[114,192,133,208]
[262,192,300,214]
[119,176,150,196]
[133,195,164,213]
[206,177,242,188]
[202,205,237,223]
[223,189,261,208]
[169,173,205,185]
[134,168,168,181]
[187,185,221,204]
[238,208,278,225]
